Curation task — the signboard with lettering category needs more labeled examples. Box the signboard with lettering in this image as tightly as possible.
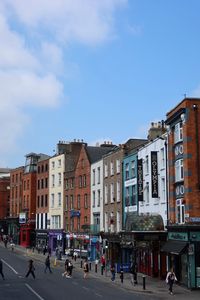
[137,159,143,201]
[19,212,26,224]
[151,151,158,198]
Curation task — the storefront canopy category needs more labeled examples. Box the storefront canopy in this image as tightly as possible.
[161,240,188,255]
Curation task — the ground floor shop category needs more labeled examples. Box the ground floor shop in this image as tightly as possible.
[35,230,49,253]
[19,223,35,248]
[162,225,200,289]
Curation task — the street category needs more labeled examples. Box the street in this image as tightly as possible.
[0,246,157,300]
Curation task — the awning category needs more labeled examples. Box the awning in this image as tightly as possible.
[161,240,188,255]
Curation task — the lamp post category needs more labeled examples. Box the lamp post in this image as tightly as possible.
[105,244,108,277]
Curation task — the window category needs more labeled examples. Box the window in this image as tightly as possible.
[125,163,129,180]
[83,175,86,187]
[77,217,80,231]
[144,183,149,204]
[176,199,185,224]
[70,195,74,209]
[37,196,40,208]
[52,215,61,229]
[84,194,88,208]
[58,193,61,206]
[66,179,69,190]
[104,163,108,177]
[174,122,183,144]
[110,161,114,176]
[51,194,54,207]
[45,194,48,207]
[117,181,120,202]
[116,159,120,174]
[125,187,130,206]
[37,179,40,190]
[110,183,114,203]
[84,216,88,224]
[58,173,61,186]
[41,179,44,189]
[27,180,30,190]
[92,191,95,207]
[132,185,137,205]
[70,178,74,188]
[79,176,82,188]
[41,195,44,207]
[97,190,100,207]
[161,177,166,202]
[175,159,184,182]
[105,212,108,232]
[116,211,120,232]
[45,178,48,188]
[105,184,108,204]
[77,195,81,209]
[145,156,149,174]
[160,148,165,169]
[58,159,61,167]
[52,175,55,187]
[51,161,55,169]
[70,218,74,231]
[66,195,69,210]
[131,160,136,178]
[97,167,100,184]
[92,169,95,185]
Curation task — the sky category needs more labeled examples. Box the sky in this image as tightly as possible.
[1,0,200,168]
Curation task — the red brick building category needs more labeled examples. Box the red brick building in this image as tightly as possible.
[0,169,10,236]
[163,98,200,288]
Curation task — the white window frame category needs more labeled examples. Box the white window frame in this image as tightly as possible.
[160,147,165,169]
[116,159,120,174]
[51,193,54,207]
[92,191,95,207]
[110,183,114,203]
[174,122,183,144]
[105,184,108,204]
[92,169,95,185]
[58,192,61,206]
[175,159,184,182]
[131,160,136,178]
[125,163,129,180]
[97,167,100,184]
[110,161,114,176]
[58,173,61,186]
[117,181,120,202]
[104,163,108,178]
[176,198,185,224]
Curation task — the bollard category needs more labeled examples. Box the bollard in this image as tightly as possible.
[120,269,124,283]
[101,265,104,275]
[81,260,83,268]
[95,263,97,273]
[142,275,146,290]
[89,262,92,271]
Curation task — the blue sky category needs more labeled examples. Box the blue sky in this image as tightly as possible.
[1,0,200,168]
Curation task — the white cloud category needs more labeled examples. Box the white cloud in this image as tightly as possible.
[3,0,127,45]
[0,0,127,166]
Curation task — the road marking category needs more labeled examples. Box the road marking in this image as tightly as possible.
[82,286,90,291]
[2,259,18,274]
[25,284,45,300]
[95,293,103,297]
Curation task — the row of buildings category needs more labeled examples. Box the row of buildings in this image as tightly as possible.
[1,97,200,289]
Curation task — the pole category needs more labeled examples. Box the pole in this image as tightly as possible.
[142,275,146,290]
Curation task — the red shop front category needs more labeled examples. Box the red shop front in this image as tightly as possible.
[20,223,35,248]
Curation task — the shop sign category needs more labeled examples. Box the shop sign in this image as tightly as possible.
[19,212,26,224]
[57,234,62,241]
[70,210,81,217]
[125,205,137,213]
[168,232,188,241]
[137,159,143,201]
[151,151,158,198]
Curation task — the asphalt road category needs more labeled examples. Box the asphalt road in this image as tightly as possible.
[0,247,158,300]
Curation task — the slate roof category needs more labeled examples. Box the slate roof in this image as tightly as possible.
[86,146,115,164]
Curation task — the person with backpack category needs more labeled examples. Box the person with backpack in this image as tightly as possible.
[83,259,89,279]
[44,255,52,273]
[166,268,177,295]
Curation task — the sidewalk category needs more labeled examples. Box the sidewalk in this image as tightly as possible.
[2,243,200,300]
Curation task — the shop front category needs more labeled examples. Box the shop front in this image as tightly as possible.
[19,223,35,248]
[48,230,64,254]
[35,230,49,252]
[162,225,200,289]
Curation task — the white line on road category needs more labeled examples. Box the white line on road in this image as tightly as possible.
[2,259,18,274]
[95,293,103,298]
[25,283,45,300]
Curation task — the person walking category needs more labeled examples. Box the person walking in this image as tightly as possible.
[25,259,36,279]
[0,259,5,280]
[44,255,52,273]
[130,262,138,285]
[110,263,115,281]
[83,259,89,279]
[62,258,69,277]
[67,260,73,278]
[166,268,177,295]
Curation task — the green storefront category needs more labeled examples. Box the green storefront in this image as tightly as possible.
[162,225,200,289]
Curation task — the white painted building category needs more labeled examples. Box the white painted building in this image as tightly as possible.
[137,134,168,226]
[49,154,65,230]
[91,159,104,232]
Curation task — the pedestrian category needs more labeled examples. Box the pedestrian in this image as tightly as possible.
[166,268,177,295]
[44,255,52,273]
[0,259,5,280]
[25,259,36,279]
[67,260,73,278]
[101,255,105,271]
[130,262,138,285]
[62,258,69,277]
[110,263,115,281]
[74,251,78,262]
[83,259,89,279]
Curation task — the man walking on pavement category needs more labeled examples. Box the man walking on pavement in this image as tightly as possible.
[44,255,52,273]
[0,259,5,280]
[25,259,36,279]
